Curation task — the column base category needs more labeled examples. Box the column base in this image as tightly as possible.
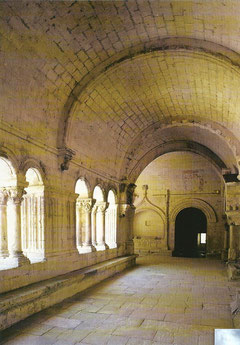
[95,243,109,251]
[25,253,47,264]
[9,252,30,267]
[107,242,117,249]
[79,244,96,253]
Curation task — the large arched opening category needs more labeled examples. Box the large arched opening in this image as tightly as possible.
[133,151,223,256]
[21,167,45,263]
[75,178,90,253]
[173,207,207,258]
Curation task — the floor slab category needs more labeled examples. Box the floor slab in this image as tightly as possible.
[0,255,237,345]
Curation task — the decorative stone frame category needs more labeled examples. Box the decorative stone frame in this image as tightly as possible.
[168,198,217,251]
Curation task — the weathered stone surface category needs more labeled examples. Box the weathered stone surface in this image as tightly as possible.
[1,0,240,336]
[0,255,136,331]
[0,255,235,345]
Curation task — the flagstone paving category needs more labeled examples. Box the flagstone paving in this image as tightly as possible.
[1,255,238,345]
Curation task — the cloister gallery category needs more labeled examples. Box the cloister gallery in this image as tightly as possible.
[1,1,240,344]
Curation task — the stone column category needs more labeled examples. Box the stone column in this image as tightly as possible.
[96,202,109,251]
[228,223,239,261]
[106,203,118,249]
[0,190,8,258]
[110,204,118,248]
[79,198,95,253]
[76,199,82,250]
[7,187,30,266]
[91,204,98,247]
[125,205,136,255]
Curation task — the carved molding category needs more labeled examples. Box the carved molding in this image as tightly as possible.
[170,198,217,223]
[0,189,8,206]
[97,202,108,213]
[6,187,26,204]
[78,198,95,213]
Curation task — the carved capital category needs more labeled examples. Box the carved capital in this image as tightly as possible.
[58,147,75,171]
[97,202,108,213]
[6,187,25,204]
[0,189,8,205]
[79,198,95,213]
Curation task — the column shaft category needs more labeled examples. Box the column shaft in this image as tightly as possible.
[96,202,108,251]
[91,208,97,247]
[84,211,91,246]
[0,192,8,257]
[76,202,82,248]
[7,188,30,266]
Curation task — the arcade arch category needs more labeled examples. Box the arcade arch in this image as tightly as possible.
[21,168,45,263]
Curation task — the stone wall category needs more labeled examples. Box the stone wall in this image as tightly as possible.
[133,151,225,255]
[0,127,135,294]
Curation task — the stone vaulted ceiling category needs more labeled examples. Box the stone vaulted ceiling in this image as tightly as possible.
[1,0,240,180]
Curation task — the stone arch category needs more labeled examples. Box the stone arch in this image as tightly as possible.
[0,146,19,179]
[0,156,17,188]
[170,198,217,224]
[122,119,239,182]
[105,189,118,249]
[21,165,45,263]
[75,178,92,253]
[93,184,105,202]
[168,198,217,251]
[59,37,240,150]
[127,141,227,184]
[106,185,118,203]
[107,189,117,204]
[20,158,47,186]
[75,178,90,198]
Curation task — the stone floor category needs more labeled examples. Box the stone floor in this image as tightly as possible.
[0,255,238,345]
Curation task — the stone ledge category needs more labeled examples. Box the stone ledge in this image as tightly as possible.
[0,255,137,331]
[0,248,126,294]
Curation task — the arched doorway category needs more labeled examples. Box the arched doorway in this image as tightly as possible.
[173,207,207,258]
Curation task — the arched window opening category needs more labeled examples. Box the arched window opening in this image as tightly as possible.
[75,179,90,252]
[0,157,27,269]
[21,168,45,263]
[0,157,16,188]
[93,186,104,202]
[75,179,89,198]
[92,185,108,251]
[105,190,117,248]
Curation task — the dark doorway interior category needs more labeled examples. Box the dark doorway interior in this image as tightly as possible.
[173,207,207,258]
